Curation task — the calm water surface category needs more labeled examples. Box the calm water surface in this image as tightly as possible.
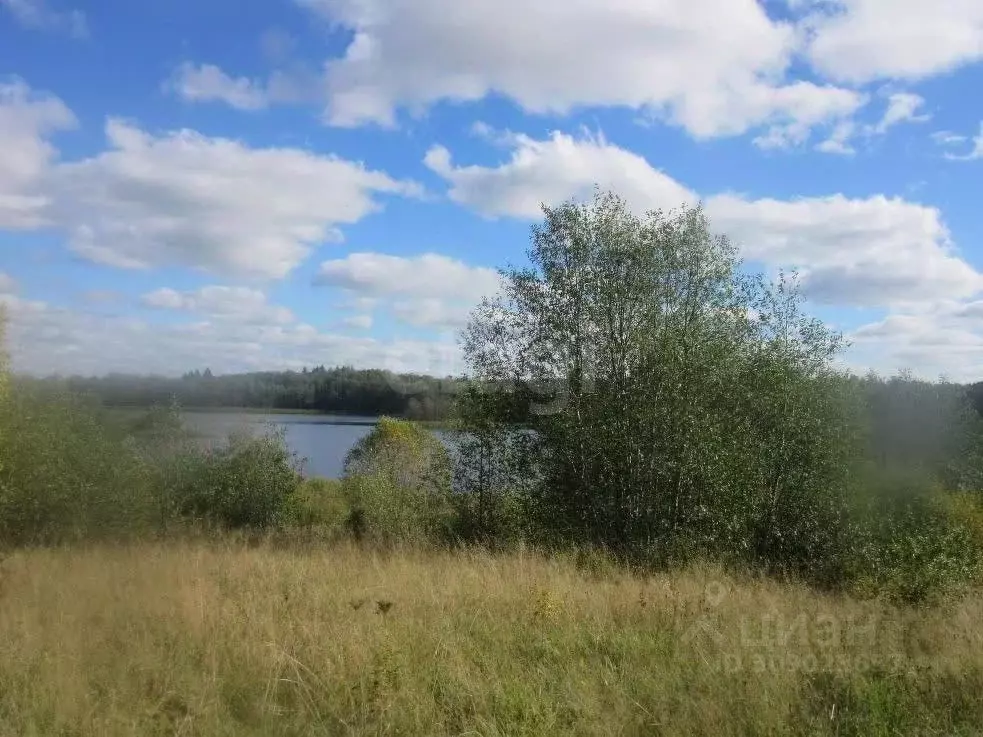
[184,412,379,478]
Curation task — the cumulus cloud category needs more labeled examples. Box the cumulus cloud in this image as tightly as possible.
[0,80,424,280]
[0,0,87,37]
[168,62,320,111]
[0,78,76,228]
[390,299,474,330]
[169,63,270,111]
[799,0,983,83]
[1,292,463,376]
[315,252,500,301]
[706,194,983,306]
[315,252,501,331]
[46,118,422,278]
[812,92,927,154]
[141,286,295,325]
[848,301,983,381]
[424,130,695,219]
[292,0,861,142]
[426,131,983,306]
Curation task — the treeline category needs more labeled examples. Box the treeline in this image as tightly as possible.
[31,366,983,428]
[36,367,462,420]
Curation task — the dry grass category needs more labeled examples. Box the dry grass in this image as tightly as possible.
[0,541,981,736]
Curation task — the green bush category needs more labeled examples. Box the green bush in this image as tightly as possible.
[175,428,302,530]
[0,385,161,545]
[281,477,349,532]
[342,417,454,544]
[450,484,530,545]
[846,473,982,603]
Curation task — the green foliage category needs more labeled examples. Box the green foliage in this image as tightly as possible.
[281,477,349,532]
[0,385,162,544]
[455,189,983,600]
[342,417,454,543]
[176,428,302,530]
[460,191,858,580]
[846,474,982,603]
[859,372,983,491]
[46,365,462,420]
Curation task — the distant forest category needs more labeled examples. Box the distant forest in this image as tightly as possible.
[20,365,983,425]
[43,367,464,421]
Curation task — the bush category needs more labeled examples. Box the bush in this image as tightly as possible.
[450,483,530,545]
[847,474,982,603]
[281,477,349,533]
[0,385,162,545]
[342,417,454,544]
[175,428,302,530]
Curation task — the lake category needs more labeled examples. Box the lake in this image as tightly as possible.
[184,412,380,478]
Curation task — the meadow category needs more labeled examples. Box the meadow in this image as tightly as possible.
[2,540,982,737]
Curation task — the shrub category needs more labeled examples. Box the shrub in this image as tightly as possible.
[175,428,302,530]
[342,417,454,543]
[450,483,530,545]
[281,477,349,532]
[943,491,983,550]
[847,475,982,603]
[0,385,160,544]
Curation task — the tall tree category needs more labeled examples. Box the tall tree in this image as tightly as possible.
[459,190,857,577]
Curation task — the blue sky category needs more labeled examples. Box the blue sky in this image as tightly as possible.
[1,0,982,380]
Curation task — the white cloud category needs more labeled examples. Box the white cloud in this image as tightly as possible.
[47,119,422,278]
[424,130,696,218]
[316,252,500,332]
[0,0,86,37]
[169,63,270,111]
[848,301,983,381]
[706,194,983,306]
[943,122,983,161]
[427,131,983,306]
[800,0,983,83]
[342,314,373,330]
[391,299,474,330]
[748,83,866,150]
[0,78,76,228]
[871,92,930,134]
[813,92,927,154]
[1,293,463,376]
[815,121,856,155]
[141,286,295,325]
[931,131,968,146]
[315,252,501,301]
[168,62,320,111]
[295,0,861,142]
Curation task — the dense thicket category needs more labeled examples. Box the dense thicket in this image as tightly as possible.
[455,191,983,596]
[29,367,461,420]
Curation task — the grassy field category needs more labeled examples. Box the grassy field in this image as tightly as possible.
[0,542,981,736]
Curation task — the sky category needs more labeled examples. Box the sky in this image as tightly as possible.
[1,0,982,381]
